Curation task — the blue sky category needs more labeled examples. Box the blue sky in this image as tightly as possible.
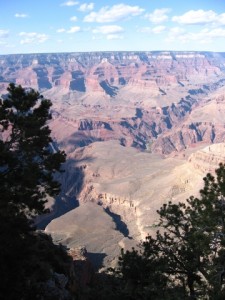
[0,0,225,54]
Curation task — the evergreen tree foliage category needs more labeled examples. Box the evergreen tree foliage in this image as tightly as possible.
[116,163,225,299]
[0,83,66,218]
[0,83,68,299]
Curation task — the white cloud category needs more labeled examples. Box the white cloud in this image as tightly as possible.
[139,25,166,34]
[19,32,49,44]
[152,25,166,34]
[0,29,9,38]
[61,1,79,6]
[92,25,124,41]
[145,8,171,24]
[219,13,225,25]
[57,28,66,33]
[15,13,28,18]
[166,26,225,45]
[206,28,225,38]
[70,16,78,22]
[84,4,144,23]
[92,25,124,35]
[79,3,94,12]
[165,27,186,42]
[169,27,186,36]
[106,34,123,40]
[172,9,217,25]
[67,26,81,33]
[57,26,81,33]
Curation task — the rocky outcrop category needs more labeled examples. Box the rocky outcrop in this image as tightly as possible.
[151,91,225,155]
[45,202,127,269]
[151,122,217,154]
[38,245,95,299]
[188,143,225,173]
[56,71,72,89]
[15,67,38,88]
[68,247,95,292]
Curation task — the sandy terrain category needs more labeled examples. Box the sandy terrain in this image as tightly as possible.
[46,141,225,267]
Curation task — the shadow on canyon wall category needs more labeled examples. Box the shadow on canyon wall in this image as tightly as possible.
[104,207,131,239]
[36,156,93,229]
[86,252,107,271]
[67,131,103,149]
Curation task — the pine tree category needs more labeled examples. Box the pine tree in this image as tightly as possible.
[0,83,66,217]
[0,83,67,299]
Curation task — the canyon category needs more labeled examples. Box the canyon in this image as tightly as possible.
[1,51,225,268]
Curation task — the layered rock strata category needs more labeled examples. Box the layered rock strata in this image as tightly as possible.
[1,51,225,154]
[0,51,223,96]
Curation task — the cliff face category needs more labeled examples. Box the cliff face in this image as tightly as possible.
[151,90,225,154]
[0,51,224,95]
[48,86,225,154]
[188,143,225,173]
[1,51,225,154]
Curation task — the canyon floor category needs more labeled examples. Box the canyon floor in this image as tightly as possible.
[45,140,225,269]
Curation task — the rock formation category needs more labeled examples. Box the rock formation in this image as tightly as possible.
[0,51,223,96]
[188,143,225,173]
[1,51,225,153]
[45,202,134,269]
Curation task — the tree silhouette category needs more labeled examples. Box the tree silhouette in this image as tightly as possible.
[0,83,67,299]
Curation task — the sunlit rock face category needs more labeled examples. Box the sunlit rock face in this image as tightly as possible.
[0,51,224,98]
[2,51,225,152]
[1,51,225,152]
[2,51,225,267]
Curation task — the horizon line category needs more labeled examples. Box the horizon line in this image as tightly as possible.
[0,49,225,56]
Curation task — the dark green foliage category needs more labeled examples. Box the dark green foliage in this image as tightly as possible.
[20,233,72,300]
[115,163,225,299]
[0,83,66,218]
[0,83,68,299]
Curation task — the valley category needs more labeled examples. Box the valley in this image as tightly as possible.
[1,51,225,268]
